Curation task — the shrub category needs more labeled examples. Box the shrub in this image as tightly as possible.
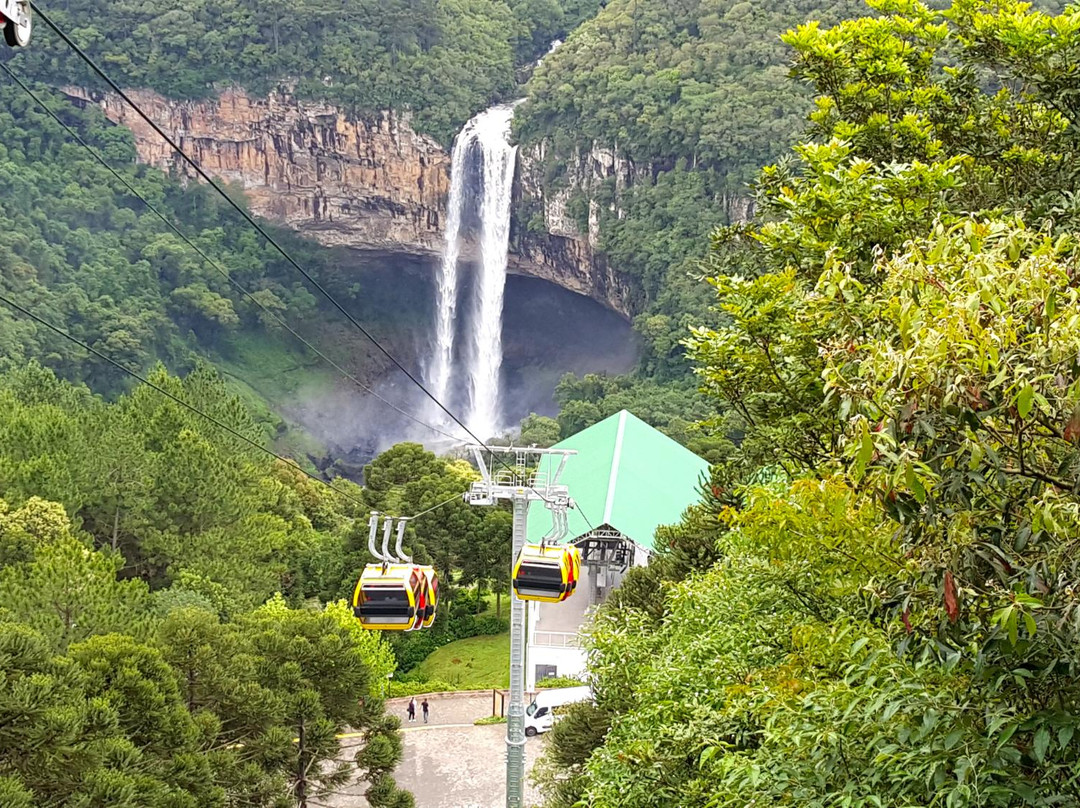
[536,675,586,689]
[388,679,456,698]
[470,615,509,637]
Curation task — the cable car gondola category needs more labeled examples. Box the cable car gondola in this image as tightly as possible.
[353,563,426,631]
[512,543,581,603]
[418,566,439,629]
[1,0,31,47]
[352,513,440,631]
[407,565,440,631]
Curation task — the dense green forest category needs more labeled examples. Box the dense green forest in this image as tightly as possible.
[7,0,1080,802]
[513,0,869,440]
[538,0,1080,805]
[0,81,324,383]
[0,78,451,461]
[0,363,414,806]
[15,0,603,141]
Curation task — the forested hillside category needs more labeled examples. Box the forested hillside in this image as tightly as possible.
[515,0,865,443]
[0,354,518,801]
[16,0,603,141]
[10,0,1080,801]
[538,0,1080,804]
[0,79,443,461]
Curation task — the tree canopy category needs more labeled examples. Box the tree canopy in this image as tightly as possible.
[538,1,1080,805]
[13,0,605,142]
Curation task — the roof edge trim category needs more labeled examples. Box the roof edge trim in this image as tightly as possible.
[602,410,628,524]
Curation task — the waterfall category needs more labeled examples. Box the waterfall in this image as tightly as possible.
[466,105,517,440]
[427,104,518,440]
[427,130,470,407]
[537,38,562,67]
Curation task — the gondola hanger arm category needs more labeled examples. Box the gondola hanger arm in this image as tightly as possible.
[394,518,412,563]
[367,512,383,562]
[381,516,394,562]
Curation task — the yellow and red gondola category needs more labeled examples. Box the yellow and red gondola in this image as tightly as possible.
[353,563,439,631]
[511,543,581,603]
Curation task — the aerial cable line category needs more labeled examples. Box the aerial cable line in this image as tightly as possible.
[400,490,472,521]
[30,3,581,510]
[0,291,373,512]
[0,62,466,445]
[29,1,498,453]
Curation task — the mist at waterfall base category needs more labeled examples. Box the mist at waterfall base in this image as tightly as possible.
[281,255,637,469]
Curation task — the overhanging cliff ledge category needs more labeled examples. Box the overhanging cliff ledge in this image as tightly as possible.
[64,85,635,319]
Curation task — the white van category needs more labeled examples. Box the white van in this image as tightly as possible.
[523,685,593,736]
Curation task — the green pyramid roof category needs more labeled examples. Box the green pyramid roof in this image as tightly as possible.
[526,410,710,552]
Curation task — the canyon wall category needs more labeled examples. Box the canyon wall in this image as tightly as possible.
[66,86,448,254]
[65,86,636,317]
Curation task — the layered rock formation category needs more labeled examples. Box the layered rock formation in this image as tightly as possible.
[65,85,449,254]
[65,86,636,317]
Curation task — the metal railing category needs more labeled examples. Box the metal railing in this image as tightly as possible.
[531,631,581,648]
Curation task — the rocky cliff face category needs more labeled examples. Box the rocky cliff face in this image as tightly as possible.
[66,85,450,254]
[65,86,636,317]
[514,138,754,316]
[517,139,754,248]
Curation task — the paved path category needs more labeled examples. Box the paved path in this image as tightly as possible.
[326,692,545,808]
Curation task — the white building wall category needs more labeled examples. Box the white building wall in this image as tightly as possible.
[525,644,588,691]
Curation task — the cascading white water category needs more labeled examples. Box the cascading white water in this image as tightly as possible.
[426,130,471,408]
[466,105,518,439]
[426,104,518,440]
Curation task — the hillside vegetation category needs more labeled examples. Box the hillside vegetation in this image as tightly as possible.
[0,360,516,803]
[538,0,1080,805]
[15,0,604,141]
[514,0,864,442]
[0,362,413,806]
[0,82,353,394]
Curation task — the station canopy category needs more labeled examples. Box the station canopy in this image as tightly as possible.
[526,410,710,553]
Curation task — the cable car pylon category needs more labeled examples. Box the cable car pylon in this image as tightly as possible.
[352,512,439,632]
[464,445,577,808]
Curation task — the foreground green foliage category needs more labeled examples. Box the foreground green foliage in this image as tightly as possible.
[538,0,1080,805]
[0,364,414,806]
[0,362,347,611]
[0,566,410,807]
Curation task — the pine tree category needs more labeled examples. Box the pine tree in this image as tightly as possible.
[0,532,150,648]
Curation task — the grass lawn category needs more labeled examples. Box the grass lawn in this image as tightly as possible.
[415,632,510,689]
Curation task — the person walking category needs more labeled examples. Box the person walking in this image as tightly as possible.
[407,698,416,723]
[422,698,430,724]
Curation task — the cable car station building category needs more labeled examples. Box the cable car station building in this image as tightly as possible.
[524,410,710,690]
